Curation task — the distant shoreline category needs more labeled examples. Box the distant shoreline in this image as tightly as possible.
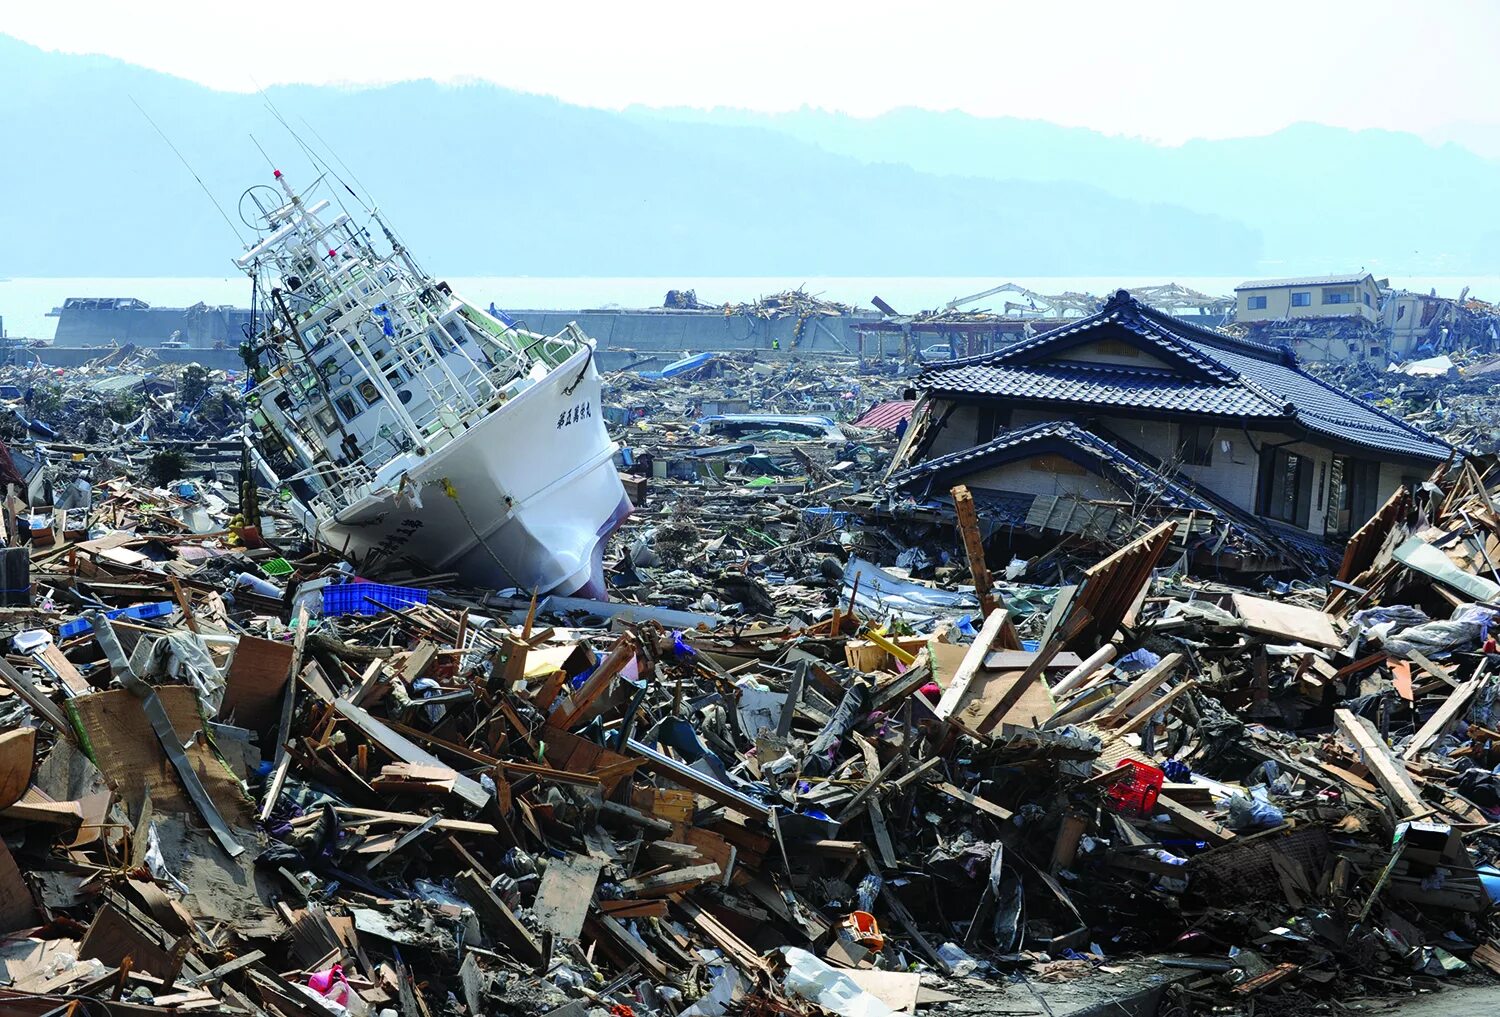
[3,274,1497,343]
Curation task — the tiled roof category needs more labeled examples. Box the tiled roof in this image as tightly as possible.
[925,361,1283,418]
[853,400,915,430]
[891,420,1210,512]
[916,290,1451,463]
[1234,273,1375,290]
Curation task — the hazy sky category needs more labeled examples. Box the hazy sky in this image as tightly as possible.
[4,0,1496,145]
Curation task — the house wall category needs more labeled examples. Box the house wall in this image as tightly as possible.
[926,401,991,458]
[1383,292,1458,351]
[1236,277,1381,324]
[961,459,1121,502]
[922,399,1421,537]
[1284,332,1405,365]
[1050,342,1174,369]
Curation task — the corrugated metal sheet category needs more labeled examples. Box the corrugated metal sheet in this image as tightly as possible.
[853,400,914,430]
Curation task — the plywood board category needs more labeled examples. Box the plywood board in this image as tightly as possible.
[1231,594,1341,649]
[0,839,36,933]
[68,686,251,825]
[958,670,1055,732]
[220,635,294,731]
[0,726,35,810]
[843,969,922,1014]
[532,853,603,939]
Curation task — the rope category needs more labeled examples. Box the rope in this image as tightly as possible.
[440,477,529,590]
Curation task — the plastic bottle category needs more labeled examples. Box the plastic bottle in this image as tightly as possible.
[937,942,978,977]
[236,572,282,598]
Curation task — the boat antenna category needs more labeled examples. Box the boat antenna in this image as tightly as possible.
[128,95,247,246]
[251,82,367,222]
[299,116,376,211]
[248,133,279,173]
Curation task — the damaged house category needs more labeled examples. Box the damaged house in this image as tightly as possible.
[886,290,1454,573]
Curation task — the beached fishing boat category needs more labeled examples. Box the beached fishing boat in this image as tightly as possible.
[236,170,630,596]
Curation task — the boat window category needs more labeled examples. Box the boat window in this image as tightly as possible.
[314,408,339,434]
[335,393,364,421]
[398,390,413,405]
[358,381,382,403]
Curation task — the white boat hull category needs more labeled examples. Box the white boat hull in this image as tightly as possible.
[320,345,630,597]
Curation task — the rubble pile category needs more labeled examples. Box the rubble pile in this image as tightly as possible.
[0,361,1499,1016]
[656,290,870,347]
[1312,351,1500,455]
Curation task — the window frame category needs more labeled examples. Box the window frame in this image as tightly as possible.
[1290,291,1312,308]
[1258,446,1314,528]
[1178,423,1214,467]
[1246,295,1268,310]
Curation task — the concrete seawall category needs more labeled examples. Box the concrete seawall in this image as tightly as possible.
[20,307,887,374]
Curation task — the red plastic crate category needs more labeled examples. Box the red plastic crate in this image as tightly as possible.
[1104,759,1164,815]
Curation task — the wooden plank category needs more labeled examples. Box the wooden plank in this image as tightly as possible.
[843,970,922,1014]
[1105,680,1197,738]
[0,839,35,933]
[1334,709,1426,818]
[1094,652,1184,727]
[455,869,543,965]
[333,698,489,809]
[586,912,672,980]
[932,781,1013,821]
[1404,677,1483,760]
[221,635,294,731]
[948,664,1055,735]
[532,854,603,940]
[974,608,1092,736]
[619,862,721,895]
[35,645,91,697]
[77,903,176,979]
[932,610,1008,721]
[0,726,34,811]
[548,633,636,730]
[181,950,266,987]
[1155,793,1235,845]
[868,798,898,868]
[1231,593,1341,648]
[950,484,996,619]
[1066,521,1175,651]
[0,658,73,737]
[291,806,499,837]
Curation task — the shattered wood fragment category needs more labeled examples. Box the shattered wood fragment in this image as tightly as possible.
[1334,709,1426,818]
[333,697,490,809]
[455,869,544,966]
[533,853,603,939]
[548,633,637,730]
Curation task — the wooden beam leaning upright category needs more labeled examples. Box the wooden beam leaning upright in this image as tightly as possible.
[950,484,1022,649]
[951,484,997,618]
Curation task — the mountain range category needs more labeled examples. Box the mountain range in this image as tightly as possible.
[2,33,1496,279]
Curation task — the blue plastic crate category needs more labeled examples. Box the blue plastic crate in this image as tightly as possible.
[322,582,430,617]
[58,601,176,639]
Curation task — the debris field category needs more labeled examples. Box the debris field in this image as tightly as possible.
[0,348,1496,1017]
